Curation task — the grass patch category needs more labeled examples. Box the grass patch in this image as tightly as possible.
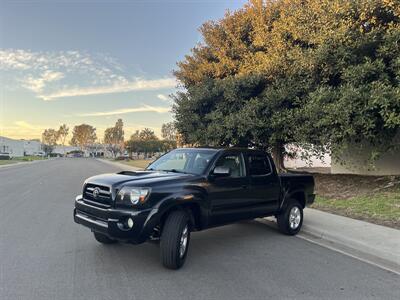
[117,159,154,169]
[312,188,400,229]
[0,156,45,166]
[16,156,46,162]
[0,160,18,166]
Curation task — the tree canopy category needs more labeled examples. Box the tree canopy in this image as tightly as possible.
[104,119,124,157]
[125,128,176,156]
[58,124,69,145]
[173,0,400,170]
[161,122,177,141]
[70,124,97,150]
[57,124,69,156]
[41,128,59,154]
[139,128,158,141]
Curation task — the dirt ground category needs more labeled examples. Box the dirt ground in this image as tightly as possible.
[312,173,400,199]
[304,173,400,228]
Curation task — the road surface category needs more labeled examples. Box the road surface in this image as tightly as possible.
[0,158,398,300]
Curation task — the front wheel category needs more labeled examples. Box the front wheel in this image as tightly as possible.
[277,200,303,235]
[160,211,191,269]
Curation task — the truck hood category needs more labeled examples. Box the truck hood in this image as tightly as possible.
[85,170,196,189]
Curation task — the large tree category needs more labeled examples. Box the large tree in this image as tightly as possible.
[139,128,158,141]
[173,0,400,170]
[70,124,97,151]
[125,128,171,158]
[104,119,124,158]
[161,122,177,141]
[57,124,69,157]
[42,128,59,155]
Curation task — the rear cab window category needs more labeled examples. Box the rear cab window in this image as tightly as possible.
[248,154,272,176]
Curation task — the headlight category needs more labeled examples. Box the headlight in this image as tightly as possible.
[118,187,151,205]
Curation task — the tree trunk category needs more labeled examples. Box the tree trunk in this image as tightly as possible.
[271,142,286,173]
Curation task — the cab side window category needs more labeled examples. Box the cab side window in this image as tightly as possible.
[215,154,246,178]
[248,155,272,176]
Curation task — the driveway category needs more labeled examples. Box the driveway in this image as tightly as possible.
[0,158,398,300]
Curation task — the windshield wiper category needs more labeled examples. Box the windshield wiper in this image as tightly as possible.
[160,169,187,174]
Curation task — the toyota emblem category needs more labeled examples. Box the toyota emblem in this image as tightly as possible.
[93,187,100,199]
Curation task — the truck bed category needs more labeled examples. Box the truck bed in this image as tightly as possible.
[279,172,315,206]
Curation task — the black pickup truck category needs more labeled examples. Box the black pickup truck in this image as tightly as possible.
[74,148,315,269]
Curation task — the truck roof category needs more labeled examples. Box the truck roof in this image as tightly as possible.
[175,147,266,154]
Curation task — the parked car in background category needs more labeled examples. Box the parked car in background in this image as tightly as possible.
[0,152,12,160]
[74,147,315,269]
[67,150,84,158]
[33,151,45,157]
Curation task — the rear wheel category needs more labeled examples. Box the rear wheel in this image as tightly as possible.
[93,232,117,244]
[160,210,191,270]
[277,200,303,235]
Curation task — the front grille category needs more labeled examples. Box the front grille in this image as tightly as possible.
[83,183,112,207]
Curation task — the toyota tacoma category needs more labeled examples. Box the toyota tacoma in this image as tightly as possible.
[74,148,315,269]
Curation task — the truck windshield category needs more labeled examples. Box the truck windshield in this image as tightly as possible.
[147,149,218,175]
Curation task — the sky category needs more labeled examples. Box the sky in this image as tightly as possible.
[0,0,247,141]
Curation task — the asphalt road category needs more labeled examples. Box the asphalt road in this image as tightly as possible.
[0,158,399,300]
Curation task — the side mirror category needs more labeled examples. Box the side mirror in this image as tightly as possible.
[213,166,230,177]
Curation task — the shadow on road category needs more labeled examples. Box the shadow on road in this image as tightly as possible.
[85,220,284,272]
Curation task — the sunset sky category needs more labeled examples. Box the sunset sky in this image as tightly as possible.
[0,0,246,141]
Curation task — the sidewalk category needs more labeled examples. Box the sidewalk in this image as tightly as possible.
[261,208,400,274]
[96,158,141,171]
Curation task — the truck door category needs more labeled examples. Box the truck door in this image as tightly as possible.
[247,153,280,214]
[208,152,250,225]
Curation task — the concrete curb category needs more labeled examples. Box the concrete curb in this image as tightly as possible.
[258,208,400,275]
[95,158,141,171]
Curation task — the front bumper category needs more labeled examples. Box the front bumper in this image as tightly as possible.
[73,195,158,244]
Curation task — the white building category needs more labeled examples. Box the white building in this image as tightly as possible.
[283,138,400,175]
[23,140,42,156]
[284,144,331,169]
[331,133,400,175]
[0,136,24,157]
[0,136,46,158]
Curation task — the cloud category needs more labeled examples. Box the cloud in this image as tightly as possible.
[77,105,170,117]
[0,49,119,76]
[0,49,33,70]
[0,49,124,95]
[157,94,169,101]
[0,121,46,139]
[0,49,124,74]
[14,121,41,130]
[23,70,64,93]
[1,49,176,100]
[40,78,176,101]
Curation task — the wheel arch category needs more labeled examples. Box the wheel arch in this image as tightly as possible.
[281,189,306,210]
[290,191,306,208]
[159,201,203,231]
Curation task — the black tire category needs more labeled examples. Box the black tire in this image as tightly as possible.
[277,200,303,235]
[93,232,117,244]
[160,210,191,270]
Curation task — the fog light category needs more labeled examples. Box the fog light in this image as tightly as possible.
[127,218,134,229]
